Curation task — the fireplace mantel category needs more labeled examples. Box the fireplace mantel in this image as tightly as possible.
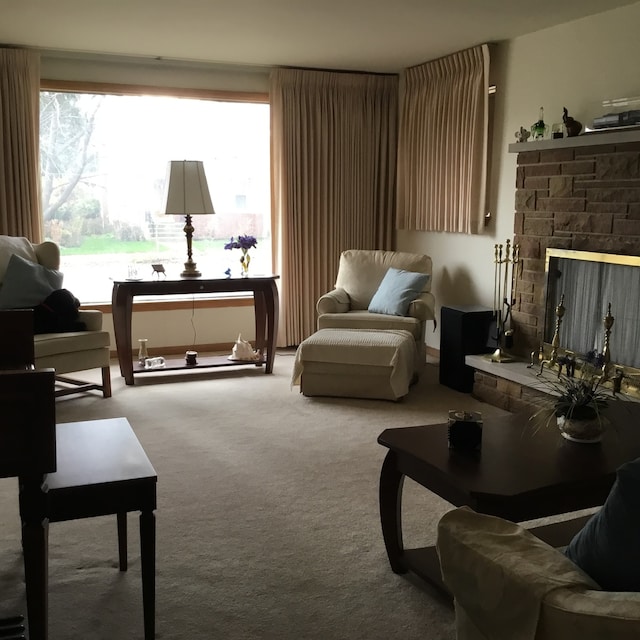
[508,127,640,153]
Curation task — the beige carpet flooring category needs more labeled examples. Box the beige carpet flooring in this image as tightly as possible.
[0,351,510,639]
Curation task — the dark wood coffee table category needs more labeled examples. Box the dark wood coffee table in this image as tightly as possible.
[377,404,640,594]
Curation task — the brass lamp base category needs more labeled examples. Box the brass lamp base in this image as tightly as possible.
[181,260,201,278]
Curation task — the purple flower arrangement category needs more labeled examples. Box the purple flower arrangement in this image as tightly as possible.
[224,235,258,251]
[225,235,258,276]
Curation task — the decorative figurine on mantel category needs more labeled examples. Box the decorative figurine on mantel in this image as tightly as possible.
[515,126,531,142]
[563,107,583,137]
[531,107,547,139]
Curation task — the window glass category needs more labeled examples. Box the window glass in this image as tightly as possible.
[40,91,270,303]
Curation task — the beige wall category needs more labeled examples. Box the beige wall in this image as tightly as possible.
[98,305,257,357]
[398,1,640,352]
[41,50,270,92]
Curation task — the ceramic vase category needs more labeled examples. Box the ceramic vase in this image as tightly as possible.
[240,250,251,277]
[557,414,607,443]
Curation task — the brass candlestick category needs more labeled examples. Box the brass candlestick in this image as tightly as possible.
[601,303,615,380]
[538,294,565,375]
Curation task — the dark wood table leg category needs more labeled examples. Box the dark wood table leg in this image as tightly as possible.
[112,284,135,384]
[253,290,266,363]
[117,512,128,571]
[140,509,155,640]
[379,450,407,574]
[20,476,49,640]
[264,280,279,374]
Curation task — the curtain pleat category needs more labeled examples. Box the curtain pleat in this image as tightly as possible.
[397,45,489,234]
[0,48,41,240]
[270,68,398,347]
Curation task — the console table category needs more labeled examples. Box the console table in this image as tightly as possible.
[112,276,279,385]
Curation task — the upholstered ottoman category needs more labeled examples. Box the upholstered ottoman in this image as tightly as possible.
[291,328,419,401]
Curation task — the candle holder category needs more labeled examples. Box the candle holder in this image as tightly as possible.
[138,338,149,366]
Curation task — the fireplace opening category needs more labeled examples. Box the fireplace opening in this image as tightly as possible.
[544,248,640,369]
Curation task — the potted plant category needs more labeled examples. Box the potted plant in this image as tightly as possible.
[533,350,615,443]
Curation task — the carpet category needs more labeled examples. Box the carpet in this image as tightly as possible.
[0,352,509,639]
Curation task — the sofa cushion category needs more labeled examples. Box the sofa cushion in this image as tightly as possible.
[564,456,640,591]
[34,330,111,358]
[0,254,64,310]
[318,310,422,340]
[368,268,430,316]
[0,236,39,281]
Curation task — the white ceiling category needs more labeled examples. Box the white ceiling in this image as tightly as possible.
[1,0,637,73]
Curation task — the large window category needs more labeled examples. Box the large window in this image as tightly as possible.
[40,87,270,303]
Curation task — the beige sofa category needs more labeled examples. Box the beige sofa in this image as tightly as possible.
[316,249,436,365]
[0,235,111,397]
[436,508,640,640]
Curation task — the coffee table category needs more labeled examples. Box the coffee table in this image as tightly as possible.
[377,404,640,594]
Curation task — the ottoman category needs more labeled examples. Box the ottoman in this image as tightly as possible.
[291,328,419,401]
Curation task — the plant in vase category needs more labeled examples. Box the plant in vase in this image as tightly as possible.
[532,350,620,443]
[224,234,258,277]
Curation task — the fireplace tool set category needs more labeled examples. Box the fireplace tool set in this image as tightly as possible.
[487,238,520,363]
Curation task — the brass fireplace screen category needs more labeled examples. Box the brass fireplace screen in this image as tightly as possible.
[543,248,640,394]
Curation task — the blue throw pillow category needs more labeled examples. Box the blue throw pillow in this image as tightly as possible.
[0,254,63,309]
[368,267,430,316]
[564,456,640,591]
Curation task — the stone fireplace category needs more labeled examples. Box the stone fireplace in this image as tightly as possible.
[471,129,640,411]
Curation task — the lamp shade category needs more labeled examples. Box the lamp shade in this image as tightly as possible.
[162,160,215,216]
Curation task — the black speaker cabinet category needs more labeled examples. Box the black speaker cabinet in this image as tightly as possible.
[439,305,494,393]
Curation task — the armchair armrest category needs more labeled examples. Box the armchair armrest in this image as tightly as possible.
[437,508,600,640]
[407,292,436,329]
[78,309,103,332]
[317,288,351,315]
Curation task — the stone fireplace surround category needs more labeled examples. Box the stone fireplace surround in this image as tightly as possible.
[470,128,640,411]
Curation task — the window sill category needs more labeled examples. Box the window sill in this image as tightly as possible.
[83,296,254,313]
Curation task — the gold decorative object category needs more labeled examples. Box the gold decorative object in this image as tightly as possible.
[601,303,614,379]
[487,238,520,363]
[538,294,565,375]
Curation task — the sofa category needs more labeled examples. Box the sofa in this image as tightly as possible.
[0,235,111,397]
[436,507,640,640]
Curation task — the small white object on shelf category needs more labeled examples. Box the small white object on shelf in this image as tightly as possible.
[228,334,260,361]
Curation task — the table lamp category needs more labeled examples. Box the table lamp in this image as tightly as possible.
[162,160,215,278]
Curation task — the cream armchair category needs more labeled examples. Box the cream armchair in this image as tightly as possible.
[316,250,435,364]
[0,235,111,398]
[436,508,640,640]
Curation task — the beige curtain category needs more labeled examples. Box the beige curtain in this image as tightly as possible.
[270,68,398,347]
[0,48,41,241]
[397,45,489,234]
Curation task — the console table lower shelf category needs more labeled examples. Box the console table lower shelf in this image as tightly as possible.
[133,354,266,376]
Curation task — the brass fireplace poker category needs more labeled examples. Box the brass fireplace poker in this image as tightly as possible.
[487,238,520,363]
